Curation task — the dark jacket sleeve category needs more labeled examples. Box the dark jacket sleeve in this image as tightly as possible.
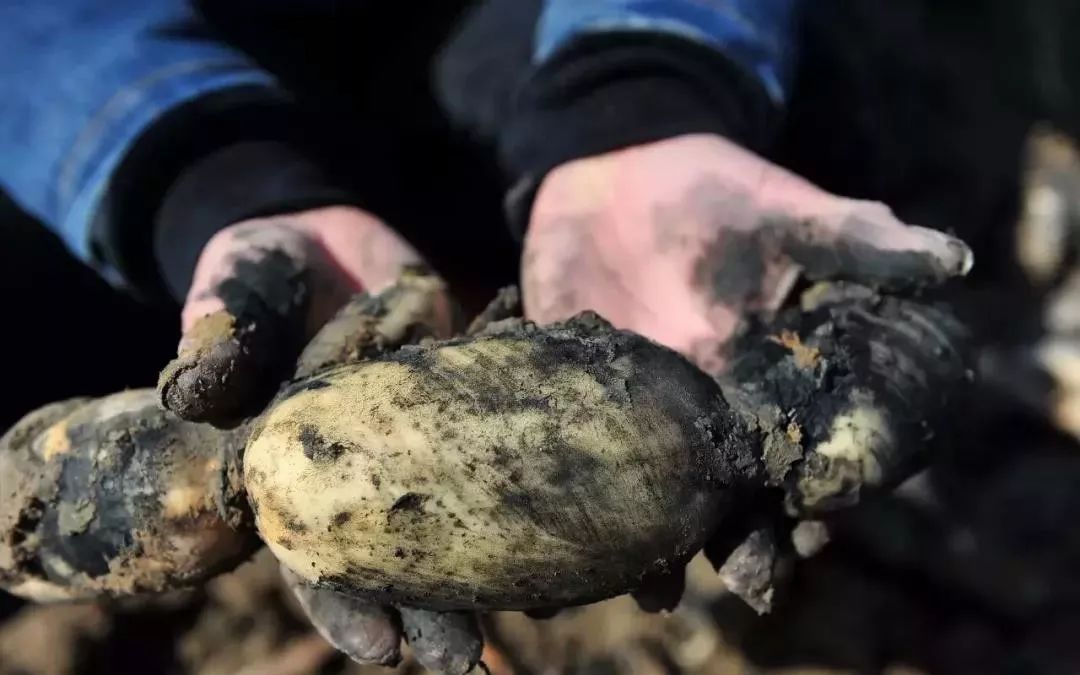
[503,1,801,228]
[0,1,361,298]
[0,1,285,288]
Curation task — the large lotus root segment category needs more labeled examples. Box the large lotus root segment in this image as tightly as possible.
[245,315,755,610]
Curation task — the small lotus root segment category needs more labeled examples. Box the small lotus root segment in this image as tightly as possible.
[294,268,459,379]
[0,390,255,601]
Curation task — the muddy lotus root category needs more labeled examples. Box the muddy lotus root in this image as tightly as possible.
[0,274,970,612]
[246,319,750,609]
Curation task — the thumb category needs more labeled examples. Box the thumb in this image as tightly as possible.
[159,206,421,426]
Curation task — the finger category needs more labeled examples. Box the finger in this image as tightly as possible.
[774,201,974,291]
[736,140,975,287]
[159,207,421,426]
[294,268,458,379]
[399,607,484,675]
[159,221,342,426]
[281,566,403,666]
[631,565,687,613]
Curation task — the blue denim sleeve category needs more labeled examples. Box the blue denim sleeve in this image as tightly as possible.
[537,0,799,105]
[0,1,279,281]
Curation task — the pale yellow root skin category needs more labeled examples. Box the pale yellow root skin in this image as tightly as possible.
[791,391,899,514]
[245,336,723,610]
[812,404,892,487]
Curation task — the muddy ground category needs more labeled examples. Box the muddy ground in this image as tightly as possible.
[5,0,1080,673]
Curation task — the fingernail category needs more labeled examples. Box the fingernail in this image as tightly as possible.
[948,238,975,276]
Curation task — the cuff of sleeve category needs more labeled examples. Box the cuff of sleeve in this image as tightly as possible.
[535,0,797,106]
[152,141,356,301]
[499,33,781,238]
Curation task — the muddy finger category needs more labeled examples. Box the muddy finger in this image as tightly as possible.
[158,223,348,426]
[282,566,403,666]
[399,607,483,675]
[778,206,974,290]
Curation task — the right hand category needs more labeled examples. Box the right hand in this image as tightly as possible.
[157,205,486,672]
[158,205,422,427]
[523,133,973,376]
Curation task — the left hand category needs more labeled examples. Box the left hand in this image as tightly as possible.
[159,205,421,426]
[521,133,973,611]
[522,133,972,376]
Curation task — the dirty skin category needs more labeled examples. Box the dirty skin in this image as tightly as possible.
[158,248,312,427]
[674,177,973,313]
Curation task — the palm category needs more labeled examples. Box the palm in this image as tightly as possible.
[523,133,972,375]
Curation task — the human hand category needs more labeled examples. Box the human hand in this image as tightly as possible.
[4,232,484,672]
[157,205,422,427]
[154,208,491,670]
[522,133,973,376]
[522,133,974,612]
